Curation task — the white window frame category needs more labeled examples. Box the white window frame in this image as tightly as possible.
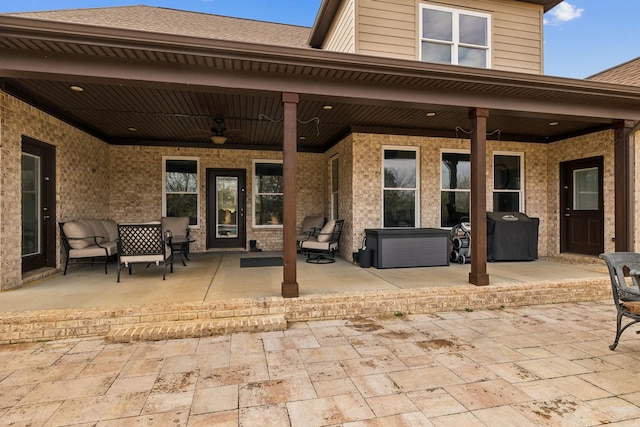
[253,159,283,229]
[419,4,492,68]
[440,149,470,228]
[162,156,200,227]
[381,146,420,228]
[330,155,339,221]
[492,152,525,212]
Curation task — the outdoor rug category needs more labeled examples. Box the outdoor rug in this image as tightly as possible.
[240,256,284,268]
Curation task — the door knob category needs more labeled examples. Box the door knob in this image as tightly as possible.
[564,213,570,217]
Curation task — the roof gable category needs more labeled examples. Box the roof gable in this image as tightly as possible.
[3,5,312,49]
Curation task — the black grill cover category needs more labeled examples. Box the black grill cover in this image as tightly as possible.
[486,212,539,261]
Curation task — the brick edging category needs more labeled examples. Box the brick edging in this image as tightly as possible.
[0,278,611,344]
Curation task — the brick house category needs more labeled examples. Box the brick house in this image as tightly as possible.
[1,0,640,297]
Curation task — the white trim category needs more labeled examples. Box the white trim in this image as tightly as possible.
[419,3,492,68]
[492,151,525,212]
[162,156,200,228]
[381,145,420,228]
[440,149,470,228]
[252,159,284,229]
[330,155,339,221]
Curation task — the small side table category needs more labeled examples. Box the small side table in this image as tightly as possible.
[171,237,195,266]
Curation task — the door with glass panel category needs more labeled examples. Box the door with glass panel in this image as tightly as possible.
[22,137,56,273]
[560,157,604,255]
[206,169,246,249]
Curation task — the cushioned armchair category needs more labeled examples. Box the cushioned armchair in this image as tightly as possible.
[296,215,325,248]
[59,219,118,275]
[161,216,191,265]
[300,219,345,264]
[116,223,173,282]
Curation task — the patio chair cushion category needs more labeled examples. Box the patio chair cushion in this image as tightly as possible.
[84,219,108,244]
[62,221,94,249]
[102,219,118,242]
[296,215,325,243]
[316,220,336,243]
[69,240,118,258]
[161,216,190,239]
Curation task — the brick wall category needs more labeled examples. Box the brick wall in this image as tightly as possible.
[1,93,110,290]
[346,133,555,258]
[109,146,324,253]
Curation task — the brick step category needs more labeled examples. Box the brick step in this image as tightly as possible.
[106,314,287,343]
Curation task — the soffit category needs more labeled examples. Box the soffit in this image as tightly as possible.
[0,14,638,152]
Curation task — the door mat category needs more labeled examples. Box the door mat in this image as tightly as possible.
[240,257,283,268]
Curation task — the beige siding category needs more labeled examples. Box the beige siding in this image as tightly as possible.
[353,0,543,74]
[357,0,416,60]
[323,0,356,53]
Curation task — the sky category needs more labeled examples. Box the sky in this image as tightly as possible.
[0,0,637,80]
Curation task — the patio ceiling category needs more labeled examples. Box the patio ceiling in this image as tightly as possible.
[2,14,640,152]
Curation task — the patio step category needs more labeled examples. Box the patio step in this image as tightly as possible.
[105,314,287,343]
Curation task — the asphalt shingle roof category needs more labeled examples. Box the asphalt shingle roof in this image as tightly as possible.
[588,57,640,87]
[3,5,312,48]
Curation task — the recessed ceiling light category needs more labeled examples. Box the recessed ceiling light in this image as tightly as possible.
[322,105,333,110]
[426,112,436,117]
[70,85,84,92]
[299,136,306,140]
[127,127,137,131]
[549,121,559,126]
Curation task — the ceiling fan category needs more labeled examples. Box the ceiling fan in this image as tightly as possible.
[204,117,248,145]
[209,117,229,144]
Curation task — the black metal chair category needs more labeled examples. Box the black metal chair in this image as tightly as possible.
[300,219,345,264]
[116,223,173,282]
[600,252,640,350]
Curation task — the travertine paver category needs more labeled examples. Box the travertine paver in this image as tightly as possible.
[3,300,640,426]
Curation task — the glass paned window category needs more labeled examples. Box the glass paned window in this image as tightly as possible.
[420,5,490,68]
[574,167,599,210]
[493,154,523,212]
[331,157,339,220]
[441,152,470,227]
[383,149,418,227]
[164,158,198,226]
[254,161,283,226]
[422,8,452,41]
[459,14,487,45]
[22,154,40,256]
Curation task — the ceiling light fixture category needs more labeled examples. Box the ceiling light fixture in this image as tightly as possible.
[127,127,137,131]
[70,85,84,92]
[426,112,436,117]
[210,135,228,145]
[322,104,333,110]
[549,121,559,126]
[299,136,306,140]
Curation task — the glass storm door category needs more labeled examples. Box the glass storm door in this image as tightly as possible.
[22,137,56,273]
[207,169,246,249]
[560,157,604,256]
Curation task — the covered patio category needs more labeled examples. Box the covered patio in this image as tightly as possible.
[0,253,611,344]
[2,8,640,298]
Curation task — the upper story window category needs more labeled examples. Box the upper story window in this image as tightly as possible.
[420,4,491,68]
[163,157,199,226]
[253,160,283,227]
[383,147,419,227]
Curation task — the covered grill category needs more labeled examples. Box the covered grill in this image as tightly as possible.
[486,212,539,261]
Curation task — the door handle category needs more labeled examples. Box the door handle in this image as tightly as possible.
[43,215,51,220]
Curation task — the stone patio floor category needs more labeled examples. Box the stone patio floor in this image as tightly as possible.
[2,299,640,426]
